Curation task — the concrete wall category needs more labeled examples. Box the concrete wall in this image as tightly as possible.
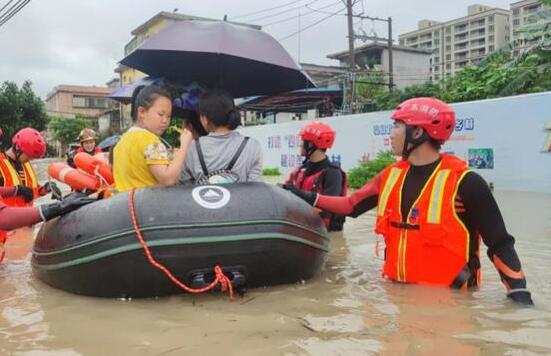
[45,92,107,118]
[381,49,431,88]
[240,91,551,193]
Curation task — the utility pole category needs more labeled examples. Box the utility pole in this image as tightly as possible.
[388,17,394,91]
[346,0,356,113]
[298,12,301,63]
[351,14,394,92]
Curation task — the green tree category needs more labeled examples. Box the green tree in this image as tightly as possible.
[48,114,92,146]
[0,81,48,150]
[347,150,396,189]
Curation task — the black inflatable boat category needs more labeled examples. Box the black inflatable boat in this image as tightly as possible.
[32,183,329,298]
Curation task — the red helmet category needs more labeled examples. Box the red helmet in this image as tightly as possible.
[12,128,46,159]
[391,97,456,142]
[299,122,336,149]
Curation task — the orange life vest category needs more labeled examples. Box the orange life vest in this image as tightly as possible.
[375,154,478,288]
[0,152,39,207]
[0,195,5,262]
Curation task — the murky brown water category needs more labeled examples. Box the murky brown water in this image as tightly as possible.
[1,166,550,355]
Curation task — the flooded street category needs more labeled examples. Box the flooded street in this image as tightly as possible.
[1,169,550,355]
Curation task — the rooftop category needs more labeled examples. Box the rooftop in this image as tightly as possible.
[131,11,261,35]
[327,43,432,60]
[399,7,510,37]
[46,85,113,101]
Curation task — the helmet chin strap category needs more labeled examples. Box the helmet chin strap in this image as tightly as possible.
[12,145,23,162]
[303,141,317,159]
[402,125,430,159]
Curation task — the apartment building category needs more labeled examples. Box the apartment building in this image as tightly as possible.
[511,0,550,52]
[45,85,114,119]
[399,4,511,80]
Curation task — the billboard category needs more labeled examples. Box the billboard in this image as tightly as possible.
[240,92,551,193]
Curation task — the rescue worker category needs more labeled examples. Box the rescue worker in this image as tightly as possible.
[284,122,347,231]
[283,97,533,305]
[77,128,102,155]
[0,187,94,263]
[0,128,58,207]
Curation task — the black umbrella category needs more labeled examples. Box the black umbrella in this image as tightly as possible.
[98,135,121,150]
[120,20,315,98]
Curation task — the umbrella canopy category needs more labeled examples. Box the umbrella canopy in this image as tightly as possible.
[109,77,163,104]
[98,135,121,150]
[120,20,315,98]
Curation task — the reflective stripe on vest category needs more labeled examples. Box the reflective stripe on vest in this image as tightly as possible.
[427,169,451,224]
[0,157,21,186]
[0,154,39,206]
[377,167,402,217]
[375,155,472,286]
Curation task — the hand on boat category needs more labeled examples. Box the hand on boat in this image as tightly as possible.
[39,192,97,221]
[279,184,317,206]
[14,185,34,202]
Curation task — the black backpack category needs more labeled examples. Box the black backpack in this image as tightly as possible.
[194,137,250,185]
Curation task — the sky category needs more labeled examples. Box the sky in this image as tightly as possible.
[0,0,514,99]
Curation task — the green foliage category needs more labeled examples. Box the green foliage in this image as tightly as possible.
[362,4,551,111]
[262,167,281,176]
[372,82,442,111]
[161,116,185,148]
[0,81,48,150]
[48,114,92,146]
[347,150,396,189]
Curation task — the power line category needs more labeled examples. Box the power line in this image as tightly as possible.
[304,2,347,16]
[278,7,345,41]
[230,0,310,20]
[0,0,30,28]
[247,0,323,23]
[263,1,342,27]
[0,0,24,22]
[0,0,16,14]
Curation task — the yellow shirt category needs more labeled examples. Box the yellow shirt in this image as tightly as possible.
[113,127,171,192]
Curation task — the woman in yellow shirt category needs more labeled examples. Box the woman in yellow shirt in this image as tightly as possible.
[114,85,193,192]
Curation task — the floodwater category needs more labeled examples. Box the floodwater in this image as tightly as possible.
[1,166,550,356]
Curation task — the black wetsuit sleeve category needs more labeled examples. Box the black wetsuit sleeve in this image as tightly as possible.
[459,172,531,303]
[321,168,343,196]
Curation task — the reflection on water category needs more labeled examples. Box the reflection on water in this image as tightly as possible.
[1,169,550,355]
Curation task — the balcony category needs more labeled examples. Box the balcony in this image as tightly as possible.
[454,35,469,43]
[470,30,486,39]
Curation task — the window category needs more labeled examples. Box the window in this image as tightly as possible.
[446,45,451,52]
[434,39,440,45]
[446,27,451,34]
[72,96,109,109]
[488,25,494,32]
[513,8,520,16]
[446,63,451,69]
[489,35,494,42]
[433,30,440,36]
[434,74,440,80]
[446,36,451,42]
[434,57,440,64]
[489,45,495,52]
[72,96,86,107]
[488,15,494,23]
[446,54,451,61]
[513,19,520,26]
